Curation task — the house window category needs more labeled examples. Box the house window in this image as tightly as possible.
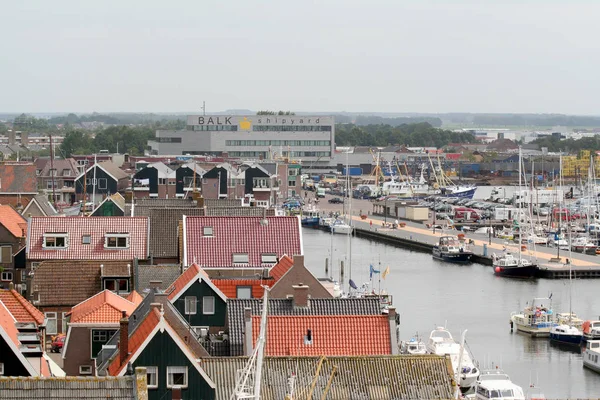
[31,262,40,272]
[256,200,269,208]
[98,178,107,189]
[104,279,129,292]
[159,178,167,185]
[203,227,213,237]
[46,181,55,189]
[1,272,12,282]
[145,366,158,389]
[0,362,3,375]
[167,366,188,389]
[261,253,277,264]
[45,312,57,335]
[104,234,129,249]
[81,235,92,244]
[184,296,197,315]
[43,234,68,248]
[202,296,215,315]
[232,253,249,264]
[288,179,296,187]
[92,330,109,342]
[168,180,176,185]
[62,169,71,176]
[91,329,117,358]
[79,365,92,375]
[237,286,252,299]
[0,245,12,263]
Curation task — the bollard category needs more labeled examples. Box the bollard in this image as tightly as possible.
[483,244,488,257]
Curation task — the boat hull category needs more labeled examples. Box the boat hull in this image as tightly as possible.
[513,322,554,337]
[440,187,476,199]
[301,217,320,228]
[572,246,597,254]
[432,248,472,264]
[550,332,582,345]
[331,226,353,235]
[494,264,538,278]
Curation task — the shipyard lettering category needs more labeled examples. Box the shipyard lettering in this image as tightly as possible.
[197,117,232,125]
[256,118,319,124]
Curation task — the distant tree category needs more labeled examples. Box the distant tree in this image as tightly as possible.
[60,129,93,156]
[257,110,295,115]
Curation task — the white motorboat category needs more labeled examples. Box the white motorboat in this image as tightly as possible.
[556,312,584,331]
[583,340,600,373]
[582,320,600,340]
[474,369,525,400]
[570,236,597,254]
[400,335,427,355]
[510,298,557,337]
[330,219,353,235]
[427,327,479,391]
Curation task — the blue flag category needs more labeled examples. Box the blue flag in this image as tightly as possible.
[369,264,380,279]
[349,279,358,290]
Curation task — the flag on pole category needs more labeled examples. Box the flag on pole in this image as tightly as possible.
[369,264,380,279]
[349,279,358,290]
[382,266,390,280]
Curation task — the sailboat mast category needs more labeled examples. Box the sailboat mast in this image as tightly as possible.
[518,146,522,262]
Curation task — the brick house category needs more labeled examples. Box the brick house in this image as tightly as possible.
[0,162,38,209]
[0,205,27,289]
[34,158,79,206]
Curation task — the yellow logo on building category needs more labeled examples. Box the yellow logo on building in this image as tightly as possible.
[239,117,252,131]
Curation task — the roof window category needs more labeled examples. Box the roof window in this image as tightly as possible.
[261,253,278,264]
[232,253,249,264]
[203,226,213,237]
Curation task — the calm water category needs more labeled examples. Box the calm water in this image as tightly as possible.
[302,228,600,399]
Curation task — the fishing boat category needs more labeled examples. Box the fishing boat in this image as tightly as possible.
[570,236,597,254]
[300,209,320,228]
[474,369,525,400]
[432,235,473,264]
[427,327,479,391]
[583,340,600,373]
[400,334,427,355]
[493,253,537,278]
[510,297,557,337]
[582,320,600,340]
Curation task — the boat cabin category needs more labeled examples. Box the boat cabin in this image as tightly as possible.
[475,370,524,400]
[583,340,600,373]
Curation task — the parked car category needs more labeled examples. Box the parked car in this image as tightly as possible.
[328,197,344,204]
[51,334,66,353]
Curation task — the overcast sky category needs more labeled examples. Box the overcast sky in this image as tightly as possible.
[2,1,599,114]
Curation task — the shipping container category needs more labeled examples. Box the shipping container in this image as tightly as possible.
[342,167,363,176]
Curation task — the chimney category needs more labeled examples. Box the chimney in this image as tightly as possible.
[388,307,399,355]
[292,255,305,271]
[119,310,129,366]
[243,307,253,356]
[292,283,309,308]
[8,282,14,291]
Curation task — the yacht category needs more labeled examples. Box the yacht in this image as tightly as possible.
[583,320,600,340]
[571,236,597,254]
[492,253,537,278]
[432,235,473,264]
[330,219,353,235]
[583,340,600,373]
[400,335,427,355]
[550,324,582,345]
[474,369,525,400]
[427,327,479,391]
[510,298,557,337]
[556,312,584,331]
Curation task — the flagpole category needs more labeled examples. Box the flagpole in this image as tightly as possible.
[378,261,382,296]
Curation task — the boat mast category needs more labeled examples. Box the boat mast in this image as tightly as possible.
[518,146,522,262]
[557,154,563,259]
[455,329,467,399]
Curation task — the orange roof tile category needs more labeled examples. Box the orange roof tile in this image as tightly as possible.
[0,289,45,325]
[126,290,143,304]
[0,300,20,349]
[0,205,27,238]
[269,255,294,281]
[69,290,141,324]
[252,315,391,356]
[212,278,274,299]
[166,263,201,301]
[107,307,161,376]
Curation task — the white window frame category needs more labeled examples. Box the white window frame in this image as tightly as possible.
[0,362,4,375]
[1,271,12,282]
[98,178,107,189]
[79,365,92,375]
[103,278,129,293]
[236,286,252,299]
[256,200,269,208]
[192,326,209,338]
[166,366,188,389]
[232,253,249,264]
[202,296,215,315]
[158,178,167,185]
[261,253,277,264]
[146,366,158,389]
[104,233,129,249]
[45,312,58,335]
[43,233,69,249]
[203,226,213,237]
[184,296,197,315]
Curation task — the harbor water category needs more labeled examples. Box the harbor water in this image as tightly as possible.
[303,227,600,399]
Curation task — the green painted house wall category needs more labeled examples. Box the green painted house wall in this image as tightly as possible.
[91,200,124,216]
[174,280,226,328]
[133,330,215,400]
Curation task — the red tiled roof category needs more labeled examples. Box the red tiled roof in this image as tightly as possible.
[69,290,142,324]
[0,163,38,193]
[166,263,202,301]
[107,307,161,376]
[252,315,391,356]
[0,205,27,238]
[0,289,45,325]
[126,290,143,304]
[27,216,149,260]
[212,278,274,299]
[269,255,294,281]
[183,216,302,268]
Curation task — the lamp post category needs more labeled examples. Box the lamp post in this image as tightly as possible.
[384,198,388,225]
[433,197,436,234]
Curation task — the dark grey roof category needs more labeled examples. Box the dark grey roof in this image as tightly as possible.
[226,298,381,350]
[136,264,182,292]
[23,194,58,217]
[202,355,454,400]
[204,198,242,208]
[205,207,274,217]
[0,375,141,399]
[132,198,199,217]
[259,162,277,175]
[149,207,204,257]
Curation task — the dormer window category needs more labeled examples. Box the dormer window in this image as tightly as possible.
[43,233,68,249]
[62,169,71,176]
[203,227,213,237]
[261,253,277,264]
[232,253,249,264]
[104,233,129,249]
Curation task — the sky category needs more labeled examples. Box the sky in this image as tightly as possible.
[2,0,599,114]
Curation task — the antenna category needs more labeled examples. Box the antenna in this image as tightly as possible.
[201,101,206,116]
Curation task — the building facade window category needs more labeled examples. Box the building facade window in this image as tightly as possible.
[261,254,277,264]
[104,234,129,249]
[184,296,197,315]
[82,235,91,244]
[203,227,213,237]
[158,178,167,185]
[0,245,12,263]
[43,234,68,249]
[202,296,215,315]
[145,366,158,389]
[104,279,129,292]
[79,365,92,375]
[237,286,252,299]
[91,329,117,358]
[1,271,12,282]
[98,178,107,189]
[45,312,57,335]
[167,366,188,388]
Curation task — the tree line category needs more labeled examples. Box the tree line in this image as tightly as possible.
[335,122,477,148]
[60,126,156,157]
[531,135,600,154]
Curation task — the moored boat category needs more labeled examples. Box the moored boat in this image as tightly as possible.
[571,236,597,254]
[474,369,525,400]
[493,253,537,278]
[583,320,600,341]
[550,324,582,345]
[432,235,473,264]
[330,219,353,235]
[583,340,600,373]
[400,335,427,355]
[510,298,557,337]
[300,209,320,228]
